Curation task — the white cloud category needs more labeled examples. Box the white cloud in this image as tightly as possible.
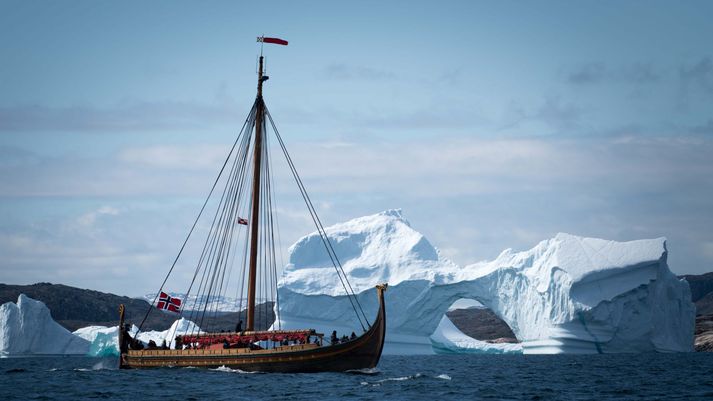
[702,242,713,259]
[1,132,712,295]
[76,206,120,227]
[118,144,229,170]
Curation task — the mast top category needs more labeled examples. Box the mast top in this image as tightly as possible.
[255,36,287,98]
[257,56,268,98]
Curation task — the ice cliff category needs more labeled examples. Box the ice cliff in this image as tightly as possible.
[276,209,695,354]
[0,294,90,355]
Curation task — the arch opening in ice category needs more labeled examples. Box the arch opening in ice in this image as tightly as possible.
[429,298,523,354]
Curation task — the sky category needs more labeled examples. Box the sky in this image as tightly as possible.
[1,0,712,296]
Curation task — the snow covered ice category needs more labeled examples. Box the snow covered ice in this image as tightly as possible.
[0,293,201,356]
[0,294,89,355]
[73,324,140,357]
[73,318,201,356]
[276,209,695,354]
[142,293,249,312]
[0,209,696,355]
[135,318,202,349]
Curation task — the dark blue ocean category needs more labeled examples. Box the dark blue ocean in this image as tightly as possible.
[2,354,712,400]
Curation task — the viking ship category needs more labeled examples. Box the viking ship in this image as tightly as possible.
[118,38,387,372]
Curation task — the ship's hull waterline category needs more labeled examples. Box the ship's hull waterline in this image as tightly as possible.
[119,285,386,372]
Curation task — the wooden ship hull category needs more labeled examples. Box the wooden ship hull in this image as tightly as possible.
[119,285,386,372]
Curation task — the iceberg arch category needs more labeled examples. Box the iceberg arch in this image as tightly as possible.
[430,298,522,354]
[275,210,695,354]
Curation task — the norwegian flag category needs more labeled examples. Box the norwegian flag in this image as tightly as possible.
[237,217,248,225]
[157,292,181,313]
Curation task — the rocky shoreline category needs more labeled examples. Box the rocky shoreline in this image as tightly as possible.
[694,314,713,352]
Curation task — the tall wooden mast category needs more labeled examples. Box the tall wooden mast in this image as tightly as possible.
[246,56,266,331]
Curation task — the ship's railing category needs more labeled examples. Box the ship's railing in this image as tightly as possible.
[180,329,322,346]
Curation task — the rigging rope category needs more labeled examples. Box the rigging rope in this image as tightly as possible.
[140,96,371,339]
[265,106,370,330]
[136,103,257,334]
[193,102,257,333]
[186,104,256,336]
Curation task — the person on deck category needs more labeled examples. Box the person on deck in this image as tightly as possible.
[350,332,357,340]
[330,330,338,345]
[236,320,243,333]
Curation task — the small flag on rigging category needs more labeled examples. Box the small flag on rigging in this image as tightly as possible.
[257,36,288,46]
[157,292,182,313]
[237,217,248,225]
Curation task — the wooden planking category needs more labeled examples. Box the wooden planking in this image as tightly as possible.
[127,343,318,357]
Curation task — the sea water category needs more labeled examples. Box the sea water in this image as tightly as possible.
[1,354,712,400]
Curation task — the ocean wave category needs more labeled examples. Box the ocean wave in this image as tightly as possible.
[211,365,260,374]
[345,367,380,375]
[361,373,424,386]
[72,361,114,372]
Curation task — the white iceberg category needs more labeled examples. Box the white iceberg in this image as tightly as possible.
[276,209,695,354]
[73,324,140,357]
[73,319,201,356]
[0,294,90,355]
[0,210,696,356]
[135,318,202,349]
[0,294,199,357]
